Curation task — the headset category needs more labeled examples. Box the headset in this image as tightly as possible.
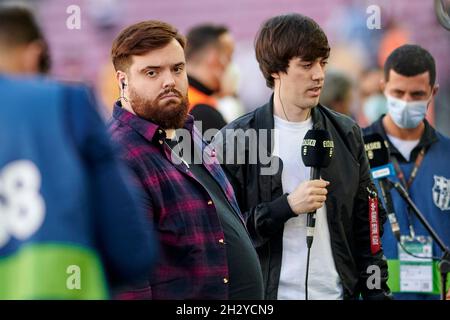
[120,81,128,102]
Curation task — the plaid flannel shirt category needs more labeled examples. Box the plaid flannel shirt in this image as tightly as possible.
[108,103,244,299]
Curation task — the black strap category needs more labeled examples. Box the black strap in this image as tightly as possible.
[392,147,426,190]
[391,147,427,237]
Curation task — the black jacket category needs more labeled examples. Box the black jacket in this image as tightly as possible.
[213,98,391,300]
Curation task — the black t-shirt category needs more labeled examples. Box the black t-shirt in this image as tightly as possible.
[166,138,264,300]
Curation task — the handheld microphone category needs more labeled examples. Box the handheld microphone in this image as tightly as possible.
[363,133,401,241]
[301,129,334,248]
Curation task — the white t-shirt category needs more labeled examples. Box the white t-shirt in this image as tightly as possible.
[273,115,343,300]
[387,134,420,161]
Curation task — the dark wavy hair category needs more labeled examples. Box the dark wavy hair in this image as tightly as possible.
[255,13,330,88]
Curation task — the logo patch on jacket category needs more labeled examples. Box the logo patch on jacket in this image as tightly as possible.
[432,175,450,211]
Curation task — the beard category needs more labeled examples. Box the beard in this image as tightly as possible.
[129,87,189,129]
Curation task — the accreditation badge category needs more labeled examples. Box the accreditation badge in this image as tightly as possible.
[398,235,433,293]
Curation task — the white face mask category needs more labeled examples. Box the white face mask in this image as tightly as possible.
[386,95,430,129]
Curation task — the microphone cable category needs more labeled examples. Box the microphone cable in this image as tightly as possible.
[305,212,315,300]
[305,243,312,300]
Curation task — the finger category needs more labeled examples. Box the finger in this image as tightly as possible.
[310,179,330,188]
[306,188,327,198]
[314,195,327,203]
[308,195,326,204]
[311,201,325,210]
[311,187,328,196]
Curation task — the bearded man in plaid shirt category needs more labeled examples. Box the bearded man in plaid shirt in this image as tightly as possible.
[108,20,263,300]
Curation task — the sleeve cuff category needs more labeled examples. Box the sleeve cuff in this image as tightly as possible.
[267,193,296,225]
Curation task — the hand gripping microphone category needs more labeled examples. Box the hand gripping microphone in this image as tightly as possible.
[301,129,334,248]
[363,133,401,241]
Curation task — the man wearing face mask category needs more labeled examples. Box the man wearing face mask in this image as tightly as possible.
[364,44,450,300]
[185,24,235,139]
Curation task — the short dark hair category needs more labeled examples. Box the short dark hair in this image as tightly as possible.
[255,13,330,88]
[0,6,50,73]
[185,24,228,61]
[384,44,436,86]
[111,20,185,72]
[0,6,42,46]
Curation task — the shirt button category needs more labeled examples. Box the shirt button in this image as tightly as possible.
[158,129,163,134]
[218,238,225,244]
[223,278,229,284]
[207,200,213,205]
[158,140,163,145]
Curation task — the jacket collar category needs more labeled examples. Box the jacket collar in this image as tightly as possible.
[255,94,327,154]
[256,96,346,197]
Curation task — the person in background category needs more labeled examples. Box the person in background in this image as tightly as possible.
[0,6,50,74]
[358,69,387,126]
[319,69,353,117]
[361,94,388,126]
[217,62,246,123]
[0,76,157,299]
[185,24,235,138]
[363,44,450,300]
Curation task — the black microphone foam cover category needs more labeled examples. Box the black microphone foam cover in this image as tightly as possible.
[363,133,390,168]
[301,129,334,168]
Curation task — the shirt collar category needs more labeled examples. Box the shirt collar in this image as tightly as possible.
[374,114,439,161]
[112,100,195,144]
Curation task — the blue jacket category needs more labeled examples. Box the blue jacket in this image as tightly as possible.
[0,75,157,299]
[364,116,450,300]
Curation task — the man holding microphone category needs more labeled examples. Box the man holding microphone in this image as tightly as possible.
[214,13,391,300]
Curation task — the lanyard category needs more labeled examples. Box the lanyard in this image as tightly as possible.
[391,147,426,238]
[391,147,426,190]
